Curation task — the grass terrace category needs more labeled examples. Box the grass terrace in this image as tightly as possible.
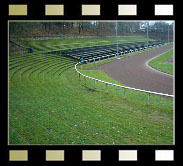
[16,36,155,53]
[9,43,173,145]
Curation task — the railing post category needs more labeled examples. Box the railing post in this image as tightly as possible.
[94,58,95,64]
[106,83,108,93]
[147,93,150,105]
[94,80,96,89]
[84,76,86,85]
[75,66,77,75]
[124,88,126,98]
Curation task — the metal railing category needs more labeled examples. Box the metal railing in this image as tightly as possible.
[75,61,174,105]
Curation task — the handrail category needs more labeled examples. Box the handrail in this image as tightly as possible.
[75,62,174,102]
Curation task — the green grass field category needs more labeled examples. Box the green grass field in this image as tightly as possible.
[16,36,154,53]
[148,49,173,75]
[9,38,173,145]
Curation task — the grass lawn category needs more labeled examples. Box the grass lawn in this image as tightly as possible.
[9,48,173,145]
[16,36,154,53]
[148,49,174,75]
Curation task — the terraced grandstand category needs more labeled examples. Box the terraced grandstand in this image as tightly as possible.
[14,36,155,52]
[9,53,76,81]
[63,41,163,62]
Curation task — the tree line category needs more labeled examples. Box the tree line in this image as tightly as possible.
[9,21,173,41]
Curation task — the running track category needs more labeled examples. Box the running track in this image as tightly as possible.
[91,44,174,95]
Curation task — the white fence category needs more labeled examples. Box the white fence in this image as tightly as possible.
[75,62,174,105]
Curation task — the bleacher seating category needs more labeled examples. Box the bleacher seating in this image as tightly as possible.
[62,41,164,63]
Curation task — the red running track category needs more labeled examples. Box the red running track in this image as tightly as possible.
[90,44,174,95]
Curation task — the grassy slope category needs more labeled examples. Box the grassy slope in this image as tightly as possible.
[9,50,173,145]
[148,49,173,75]
[18,36,154,52]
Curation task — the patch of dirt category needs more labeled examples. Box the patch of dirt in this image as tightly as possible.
[164,56,173,64]
[9,42,25,52]
[149,110,171,121]
[84,86,97,92]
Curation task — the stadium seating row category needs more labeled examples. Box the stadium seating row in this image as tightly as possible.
[62,41,164,63]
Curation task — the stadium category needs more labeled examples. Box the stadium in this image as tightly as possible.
[9,21,174,145]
